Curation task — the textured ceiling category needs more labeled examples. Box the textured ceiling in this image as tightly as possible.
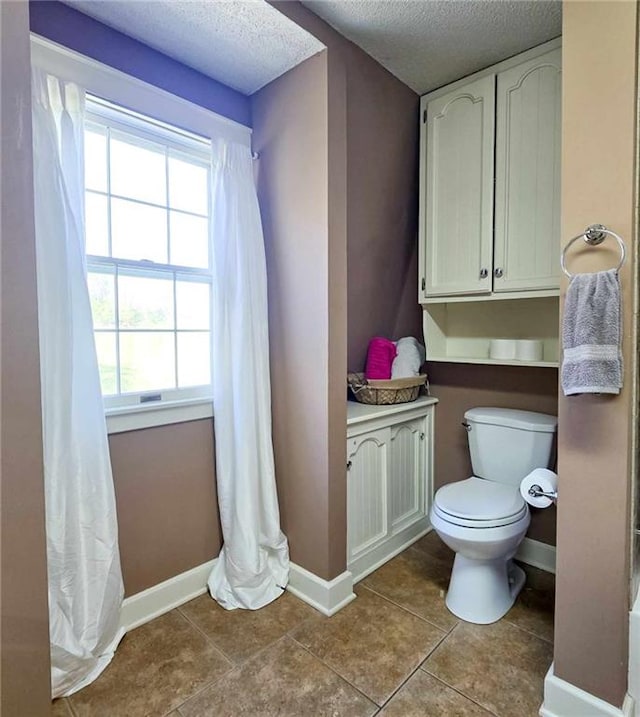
[64,0,325,95]
[301,0,562,94]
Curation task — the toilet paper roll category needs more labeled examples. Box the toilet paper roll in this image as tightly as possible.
[489,339,516,360]
[515,339,543,362]
[520,468,558,508]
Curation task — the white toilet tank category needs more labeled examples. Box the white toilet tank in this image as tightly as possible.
[465,407,557,486]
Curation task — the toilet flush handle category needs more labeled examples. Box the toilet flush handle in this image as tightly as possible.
[461,421,471,432]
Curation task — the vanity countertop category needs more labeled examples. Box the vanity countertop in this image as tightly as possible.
[347,395,438,426]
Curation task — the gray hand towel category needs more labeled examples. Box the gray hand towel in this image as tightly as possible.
[561,268,622,396]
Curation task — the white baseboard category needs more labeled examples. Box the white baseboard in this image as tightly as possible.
[629,595,640,712]
[540,664,635,717]
[117,537,555,633]
[349,519,430,584]
[516,537,556,574]
[120,557,356,633]
[120,559,216,632]
[286,562,355,617]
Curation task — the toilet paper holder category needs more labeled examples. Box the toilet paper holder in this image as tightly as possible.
[527,484,558,503]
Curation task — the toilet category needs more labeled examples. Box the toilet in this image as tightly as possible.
[430,407,557,624]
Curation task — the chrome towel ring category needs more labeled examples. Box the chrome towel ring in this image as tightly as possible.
[561,224,626,279]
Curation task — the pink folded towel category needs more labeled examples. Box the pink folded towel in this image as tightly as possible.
[365,337,397,380]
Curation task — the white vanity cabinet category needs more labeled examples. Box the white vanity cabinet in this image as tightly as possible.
[419,41,562,300]
[346,397,437,583]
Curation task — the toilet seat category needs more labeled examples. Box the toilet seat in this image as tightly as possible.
[434,477,528,528]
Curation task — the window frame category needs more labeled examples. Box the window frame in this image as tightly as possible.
[31,34,253,433]
[85,101,214,410]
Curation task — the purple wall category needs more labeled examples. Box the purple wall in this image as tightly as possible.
[29,1,251,127]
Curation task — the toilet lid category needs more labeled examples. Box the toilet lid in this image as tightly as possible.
[434,477,527,526]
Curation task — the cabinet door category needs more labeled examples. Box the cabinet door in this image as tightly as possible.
[346,429,389,563]
[389,417,427,533]
[494,48,561,292]
[424,75,495,297]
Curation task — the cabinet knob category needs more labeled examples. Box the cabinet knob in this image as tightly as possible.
[494,267,504,278]
[420,432,425,440]
[347,460,352,471]
[479,268,488,279]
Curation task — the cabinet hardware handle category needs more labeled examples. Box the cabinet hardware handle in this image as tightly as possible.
[479,268,488,279]
[421,277,426,291]
[420,432,425,440]
[494,267,504,278]
[347,460,352,471]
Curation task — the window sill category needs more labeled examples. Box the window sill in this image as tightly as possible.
[106,397,213,434]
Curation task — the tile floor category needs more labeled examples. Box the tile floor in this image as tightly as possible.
[52,532,554,717]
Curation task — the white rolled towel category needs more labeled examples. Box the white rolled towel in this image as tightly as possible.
[391,337,426,379]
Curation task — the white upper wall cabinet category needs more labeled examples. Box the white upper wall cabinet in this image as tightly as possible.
[494,48,562,292]
[419,39,562,303]
[424,75,495,297]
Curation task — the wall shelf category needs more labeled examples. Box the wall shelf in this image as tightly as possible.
[426,356,558,368]
[423,295,560,368]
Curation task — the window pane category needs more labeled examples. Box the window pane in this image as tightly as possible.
[110,134,166,205]
[111,197,168,263]
[118,272,174,329]
[85,192,109,256]
[88,268,116,329]
[177,332,210,387]
[94,332,117,395]
[168,155,208,215]
[176,280,210,330]
[85,127,108,192]
[170,211,209,268]
[120,333,176,393]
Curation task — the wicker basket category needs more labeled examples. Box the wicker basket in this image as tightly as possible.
[347,372,428,405]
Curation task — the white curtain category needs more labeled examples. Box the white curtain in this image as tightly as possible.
[31,69,124,697]
[207,138,289,610]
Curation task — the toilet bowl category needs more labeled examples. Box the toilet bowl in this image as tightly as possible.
[430,408,557,624]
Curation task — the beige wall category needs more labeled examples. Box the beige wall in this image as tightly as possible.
[429,364,559,545]
[263,0,423,580]
[252,52,346,580]
[109,420,220,597]
[270,1,423,373]
[554,1,638,707]
[0,1,52,714]
[345,47,422,372]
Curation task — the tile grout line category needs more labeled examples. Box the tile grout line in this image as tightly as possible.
[157,608,239,716]
[175,604,239,665]
[62,697,79,717]
[363,551,555,647]
[421,660,506,717]
[421,665,502,717]
[288,634,380,712]
[500,615,554,645]
[369,622,459,713]
[173,632,311,715]
[167,657,240,716]
[422,669,501,717]
[290,612,459,713]
[357,582,459,634]
[171,600,330,714]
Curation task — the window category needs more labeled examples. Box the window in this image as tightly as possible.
[84,97,213,412]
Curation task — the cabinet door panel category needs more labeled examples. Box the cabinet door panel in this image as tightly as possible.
[494,48,562,292]
[425,75,495,297]
[389,418,427,533]
[346,430,389,562]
